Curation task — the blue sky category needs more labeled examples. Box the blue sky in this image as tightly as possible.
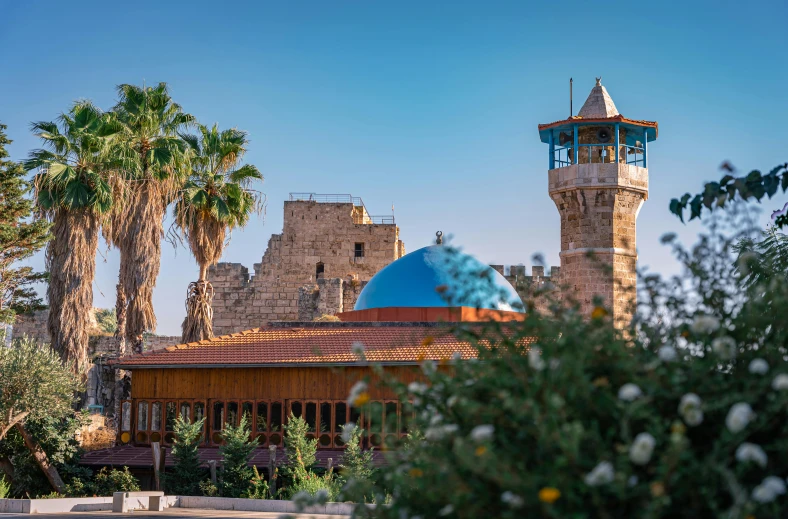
[1,0,786,335]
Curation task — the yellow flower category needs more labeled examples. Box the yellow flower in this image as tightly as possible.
[475,445,487,456]
[408,468,423,478]
[591,306,608,319]
[538,487,561,504]
[421,336,434,346]
[353,392,370,406]
[592,376,610,387]
[650,481,665,497]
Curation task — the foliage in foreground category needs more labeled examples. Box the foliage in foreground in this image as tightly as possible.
[64,467,139,497]
[0,411,91,497]
[165,416,206,496]
[332,212,788,518]
[282,413,340,501]
[0,337,79,440]
[218,414,257,498]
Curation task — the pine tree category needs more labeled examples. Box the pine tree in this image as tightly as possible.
[283,413,317,473]
[0,122,50,327]
[339,424,375,481]
[165,416,206,495]
[218,414,256,498]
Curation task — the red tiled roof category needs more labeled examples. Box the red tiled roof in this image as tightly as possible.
[113,322,510,368]
[80,445,387,469]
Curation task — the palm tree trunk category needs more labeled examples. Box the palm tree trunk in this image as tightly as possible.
[15,422,64,493]
[46,208,100,377]
[181,275,214,343]
[122,181,163,354]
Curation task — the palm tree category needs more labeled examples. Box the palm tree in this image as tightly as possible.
[109,83,194,354]
[175,124,263,342]
[23,102,115,375]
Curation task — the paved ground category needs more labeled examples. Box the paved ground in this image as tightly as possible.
[0,511,347,518]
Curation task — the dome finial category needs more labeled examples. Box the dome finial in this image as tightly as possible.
[435,231,443,245]
[595,76,602,86]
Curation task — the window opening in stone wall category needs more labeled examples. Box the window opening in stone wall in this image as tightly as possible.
[355,242,365,258]
[316,262,324,279]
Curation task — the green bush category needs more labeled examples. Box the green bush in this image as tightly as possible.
[282,413,340,500]
[283,413,317,472]
[0,412,91,497]
[165,416,206,495]
[64,467,139,497]
[0,474,10,498]
[218,414,256,498]
[337,211,788,518]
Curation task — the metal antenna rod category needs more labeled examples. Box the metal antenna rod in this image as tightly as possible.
[570,78,573,117]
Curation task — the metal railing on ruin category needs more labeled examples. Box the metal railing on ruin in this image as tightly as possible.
[289,193,395,224]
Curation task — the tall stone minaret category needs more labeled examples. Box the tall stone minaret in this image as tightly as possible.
[538,78,657,324]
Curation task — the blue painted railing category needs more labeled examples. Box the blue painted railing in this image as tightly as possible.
[550,143,645,168]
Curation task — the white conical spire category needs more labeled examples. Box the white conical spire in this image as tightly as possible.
[577,77,619,118]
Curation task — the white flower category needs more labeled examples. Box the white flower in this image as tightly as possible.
[351,341,365,356]
[424,424,458,441]
[772,373,788,390]
[446,395,459,408]
[629,433,656,466]
[347,381,368,406]
[678,393,704,427]
[438,504,454,516]
[691,315,720,334]
[421,359,436,374]
[470,424,495,442]
[752,483,778,504]
[627,475,638,487]
[618,383,643,402]
[500,491,524,508]
[658,345,677,362]
[762,476,786,495]
[725,402,754,433]
[528,346,546,371]
[408,382,428,394]
[711,336,737,360]
[340,422,357,443]
[549,358,561,370]
[429,414,443,426]
[735,442,768,468]
[315,488,329,504]
[748,358,769,375]
[584,461,615,486]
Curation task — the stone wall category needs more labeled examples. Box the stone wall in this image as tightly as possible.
[210,197,405,335]
[548,162,648,324]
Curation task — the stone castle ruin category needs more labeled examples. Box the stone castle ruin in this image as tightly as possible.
[209,193,560,335]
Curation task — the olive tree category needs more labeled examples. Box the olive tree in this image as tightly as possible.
[0,337,80,492]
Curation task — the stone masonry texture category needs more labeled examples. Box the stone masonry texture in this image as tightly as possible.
[549,162,648,324]
[209,199,406,335]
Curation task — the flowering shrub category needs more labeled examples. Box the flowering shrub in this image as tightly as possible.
[336,211,788,518]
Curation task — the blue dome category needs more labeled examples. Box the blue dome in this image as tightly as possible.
[354,245,523,312]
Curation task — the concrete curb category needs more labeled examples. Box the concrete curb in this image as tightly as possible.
[178,496,362,515]
[0,497,113,514]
